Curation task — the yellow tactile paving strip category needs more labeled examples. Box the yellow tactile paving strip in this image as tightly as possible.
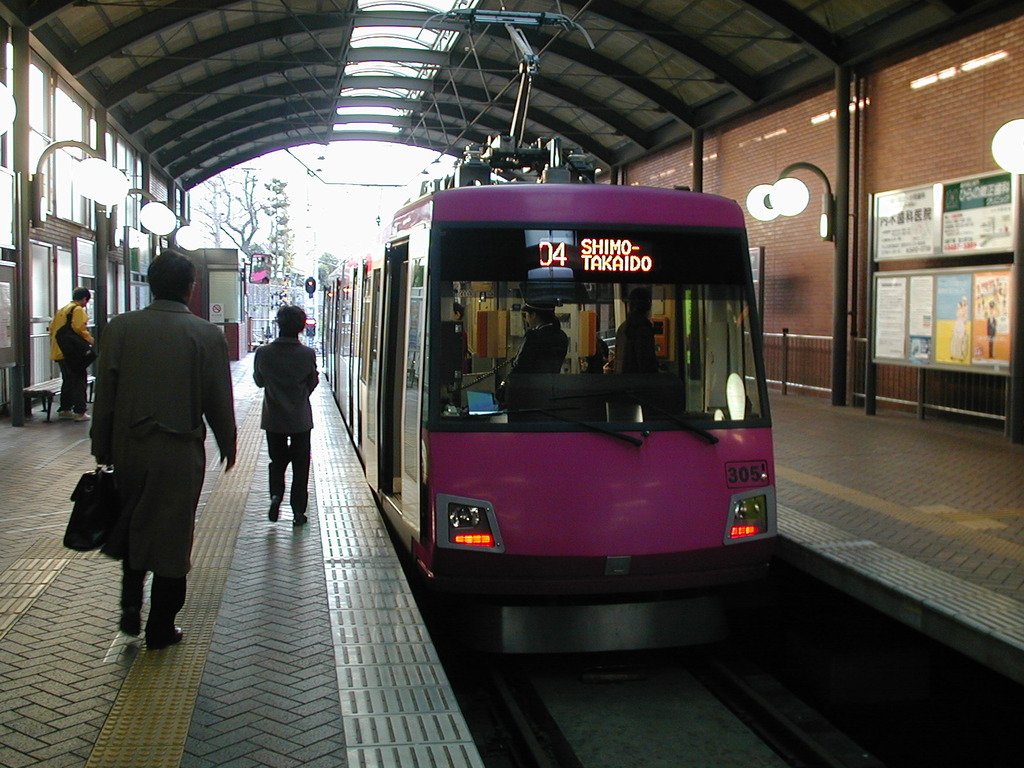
[85,404,262,768]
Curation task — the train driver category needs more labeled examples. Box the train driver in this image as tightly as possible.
[510,303,569,374]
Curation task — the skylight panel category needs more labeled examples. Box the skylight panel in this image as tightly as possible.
[336,106,409,119]
[333,122,402,133]
[351,28,439,49]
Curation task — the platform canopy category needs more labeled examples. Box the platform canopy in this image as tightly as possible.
[7,0,1021,186]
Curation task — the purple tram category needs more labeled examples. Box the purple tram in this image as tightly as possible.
[324,181,775,653]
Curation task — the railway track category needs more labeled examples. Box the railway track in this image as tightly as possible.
[446,646,886,768]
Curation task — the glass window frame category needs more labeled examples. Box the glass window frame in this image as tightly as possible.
[426,222,770,432]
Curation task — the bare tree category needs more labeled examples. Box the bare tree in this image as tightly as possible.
[263,179,295,278]
[192,170,264,256]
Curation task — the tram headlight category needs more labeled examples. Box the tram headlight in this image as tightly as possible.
[724,489,776,543]
[449,503,482,529]
[440,495,503,551]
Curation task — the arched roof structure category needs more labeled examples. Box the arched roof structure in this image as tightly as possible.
[10,0,1023,187]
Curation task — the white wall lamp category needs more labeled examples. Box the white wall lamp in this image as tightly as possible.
[746,162,835,241]
[992,119,1024,173]
[127,187,203,250]
[0,81,16,136]
[129,188,178,236]
[32,140,130,226]
[173,224,203,251]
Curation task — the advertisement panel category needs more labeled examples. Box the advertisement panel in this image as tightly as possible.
[941,173,1013,255]
[873,267,1012,375]
[972,271,1011,365]
[872,173,1015,261]
[874,185,939,260]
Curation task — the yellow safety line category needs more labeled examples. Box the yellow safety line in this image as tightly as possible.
[86,403,262,768]
[776,463,1024,562]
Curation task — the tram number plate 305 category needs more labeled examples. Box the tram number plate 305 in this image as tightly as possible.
[725,460,769,488]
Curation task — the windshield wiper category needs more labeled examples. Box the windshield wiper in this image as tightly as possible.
[504,407,645,447]
[553,389,719,445]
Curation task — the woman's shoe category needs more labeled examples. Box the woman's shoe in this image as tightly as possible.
[292,512,308,527]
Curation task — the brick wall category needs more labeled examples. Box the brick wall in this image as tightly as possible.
[622,15,1024,407]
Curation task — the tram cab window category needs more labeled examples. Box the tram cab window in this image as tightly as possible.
[434,228,765,427]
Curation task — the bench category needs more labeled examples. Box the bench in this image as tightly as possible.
[23,375,96,422]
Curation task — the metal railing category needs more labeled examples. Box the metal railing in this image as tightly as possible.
[763,330,1007,424]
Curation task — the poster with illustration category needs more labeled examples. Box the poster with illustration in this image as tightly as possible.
[934,273,973,365]
[972,271,1011,365]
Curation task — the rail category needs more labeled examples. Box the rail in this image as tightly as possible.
[763,331,1007,424]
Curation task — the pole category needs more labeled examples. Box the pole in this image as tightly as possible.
[93,109,109,338]
[692,128,704,193]
[832,65,851,406]
[1009,173,1024,443]
[10,23,29,426]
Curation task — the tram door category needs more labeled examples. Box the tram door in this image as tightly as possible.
[399,236,427,530]
[348,267,364,449]
[376,232,427,533]
[361,266,382,486]
[376,243,405,499]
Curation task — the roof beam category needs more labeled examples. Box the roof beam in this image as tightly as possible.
[101,13,356,106]
[736,0,843,63]
[580,0,761,102]
[538,35,697,128]
[120,51,337,134]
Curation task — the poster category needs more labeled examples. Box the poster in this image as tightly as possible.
[0,169,14,250]
[941,174,1013,254]
[934,273,973,365]
[0,281,11,349]
[971,271,1011,365]
[874,185,937,260]
[908,275,934,363]
[874,277,907,359]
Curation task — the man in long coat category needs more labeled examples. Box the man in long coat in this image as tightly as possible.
[91,251,237,649]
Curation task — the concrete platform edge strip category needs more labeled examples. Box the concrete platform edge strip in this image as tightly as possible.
[778,504,1024,686]
[310,388,486,768]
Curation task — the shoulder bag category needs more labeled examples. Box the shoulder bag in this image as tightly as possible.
[63,466,120,552]
[55,305,96,370]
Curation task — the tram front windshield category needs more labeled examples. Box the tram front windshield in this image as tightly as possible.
[434,226,764,426]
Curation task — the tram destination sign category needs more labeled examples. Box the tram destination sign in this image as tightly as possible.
[530,233,655,274]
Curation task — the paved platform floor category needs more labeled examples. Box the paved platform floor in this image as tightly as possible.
[0,355,479,768]
[2,356,1023,767]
